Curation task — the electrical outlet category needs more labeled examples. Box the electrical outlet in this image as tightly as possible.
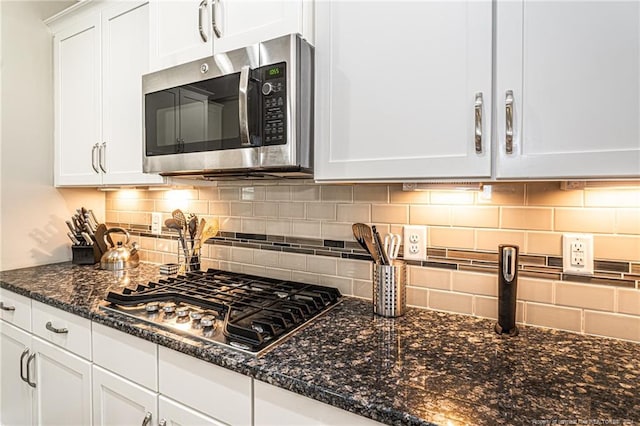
[562,233,594,275]
[403,225,427,261]
[151,212,162,235]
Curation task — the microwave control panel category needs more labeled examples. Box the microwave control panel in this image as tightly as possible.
[261,62,287,146]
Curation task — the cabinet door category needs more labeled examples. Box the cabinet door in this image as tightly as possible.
[159,395,224,426]
[31,337,92,426]
[93,365,158,426]
[54,16,102,186]
[212,0,304,54]
[101,1,165,186]
[0,321,33,426]
[149,0,213,72]
[314,1,493,181]
[495,1,640,178]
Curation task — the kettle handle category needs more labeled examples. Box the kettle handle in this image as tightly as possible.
[104,227,130,248]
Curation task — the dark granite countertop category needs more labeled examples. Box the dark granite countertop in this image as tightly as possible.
[1,262,639,425]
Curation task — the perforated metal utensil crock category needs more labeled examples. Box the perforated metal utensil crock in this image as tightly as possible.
[373,260,407,317]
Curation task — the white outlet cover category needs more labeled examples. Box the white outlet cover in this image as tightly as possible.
[403,225,427,261]
[562,233,594,275]
[151,212,162,236]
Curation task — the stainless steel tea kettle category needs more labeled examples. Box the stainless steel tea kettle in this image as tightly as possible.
[100,227,139,270]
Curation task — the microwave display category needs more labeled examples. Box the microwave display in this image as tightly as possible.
[261,62,287,146]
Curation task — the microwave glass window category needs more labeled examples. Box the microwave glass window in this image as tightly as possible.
[145,72,258,156]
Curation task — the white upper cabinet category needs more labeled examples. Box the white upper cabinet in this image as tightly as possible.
[495,0,640,179]
[51,1,165,187]
[149,0,311,72]
[314,1,493,181]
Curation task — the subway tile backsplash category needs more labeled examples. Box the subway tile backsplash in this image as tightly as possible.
[106,181,640,342]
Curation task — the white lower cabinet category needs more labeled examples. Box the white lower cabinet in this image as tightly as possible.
[31,336,92,426]
[254,380,384,426]
[0,321,33,426]
[158,395,224,426]
[92,366,157,426]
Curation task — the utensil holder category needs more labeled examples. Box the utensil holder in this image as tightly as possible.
[373,260,407,317]
[177,238,201,272]
[71,244,100,265]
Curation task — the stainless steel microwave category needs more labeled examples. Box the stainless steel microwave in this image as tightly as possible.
[142,34,313,179]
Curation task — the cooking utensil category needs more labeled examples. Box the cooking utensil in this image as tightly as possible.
[100,227,139,270]
[165,218,189,259]
[371,225,389,265]
[94,224,109,256]
[67,232,80,245]
[352,223,380,264]
[384,234,401,260]
[81,232,94,245]
[172,209,187,232]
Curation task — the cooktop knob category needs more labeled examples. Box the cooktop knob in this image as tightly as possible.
[145,302,159,314]
[200,315,215,328]
[162,302,176,314]
[262,82,274,96]
[190,311,203,321]
[176,307,190,318]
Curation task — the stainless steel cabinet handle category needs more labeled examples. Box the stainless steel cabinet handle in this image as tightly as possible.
[0,301,16,311]
[141,412,152,426]
[198,0,208,42]
[26,353,36,388]
[159,420,167,426]
[99,142,107,173]
[19,348,29,383]
[474,92,483,153]
[505,90,514,154]
[238,65,251,146]
[45,321,69,334]
[212,0,222,38]
[91,143,100,173]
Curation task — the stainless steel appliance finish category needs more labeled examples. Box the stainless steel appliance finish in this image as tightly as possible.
[142,34,314,179]
[373,261,406,318]
[102,269,342,356]
[495,244,519,336]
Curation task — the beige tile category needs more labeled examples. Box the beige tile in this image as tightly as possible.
[429,191,475,205]
[210,245,231,261]
[263,268,292,281]
[112,198,153,212]
[336,204,369,223]
[306,256,337,275]
[230,202,253,217]
[501,207,553,231]
[231,247,254,264]
[242,265,266,276]
[353,279,373,300]
[554,208,615,233]
[139,236,156,250]
[291,185,320,202]
[254,202,278,218]
[517,301,525,323]
[526,232,562,256]
[321,222,353,240]
[321,185,353,202]
[428,290,473,314]
[130,212,151,226]
[526,182,583,207]
[452,206,499,228]
[616,209,640,235]
[584,189,640,208]
[266,186,291,201]
[429,227,475,249]
[584,311,640,342]
[278,202,305,219]
[451,271,497,297]
[477,183,525,206]
[278,252,306,270]
[474,296,497,319]
[209,202,230,216]
[105,211,118,223]
[253,250,279,267]
[516,278,553,303]
[371,205,408,224]
[156,238,178,254]
[409,205,450,226]
[409,266,451,290]
[291,270,319,284]
[389,186,429,204]
[307,203,337,221]
[240,186,266,201]
[337,259,372,280]
[241,218,266,234]
[475,230,525,252]
[594,235,640,262]
[354,184,388,203]
[617,288,640,315]
[525,303,581,332]
[318,275,352,296]
[197,188,219,201]
[407,287,429,308]
[186,200,208,215]
[218,187,240,201]
[266,219,291,236]
[291,220,321,238]
[555,282,614,311]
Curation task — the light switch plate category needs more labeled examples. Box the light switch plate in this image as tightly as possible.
[562,233,594,275]
[151,212,162,235]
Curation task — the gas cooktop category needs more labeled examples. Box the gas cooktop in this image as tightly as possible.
[101,269,342,356]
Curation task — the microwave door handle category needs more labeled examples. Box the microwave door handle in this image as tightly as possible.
[238,65,251,146]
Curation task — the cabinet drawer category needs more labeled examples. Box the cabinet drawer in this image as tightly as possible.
[32,301,91,360]
[92,323,158,391]
[159,347,252,425]
[0,288,31,331]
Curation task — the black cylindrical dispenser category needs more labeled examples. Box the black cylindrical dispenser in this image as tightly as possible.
[495,244,519,336]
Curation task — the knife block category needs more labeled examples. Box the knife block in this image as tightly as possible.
[72,244,100,265]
